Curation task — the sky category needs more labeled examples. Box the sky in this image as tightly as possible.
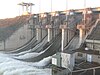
[0,0,100,19]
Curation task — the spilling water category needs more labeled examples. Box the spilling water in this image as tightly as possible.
[0,51,52,75]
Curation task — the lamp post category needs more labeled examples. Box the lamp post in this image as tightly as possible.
[50,0,53,25]
[84,0,86,9]
[39,0,41,24]
[66,0,68,21]
[66,0,68,10]
[66,0,69,45]
[51,0,52,12]
[39,0,41,13]
[83,0,86,25]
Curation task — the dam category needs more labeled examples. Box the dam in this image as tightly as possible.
[0,2,100,75]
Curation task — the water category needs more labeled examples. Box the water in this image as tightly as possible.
[0,52,52,75]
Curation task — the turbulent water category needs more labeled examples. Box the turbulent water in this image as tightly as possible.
[0,51,52,75]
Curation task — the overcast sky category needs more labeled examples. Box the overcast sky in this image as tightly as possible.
[0,0,100,19]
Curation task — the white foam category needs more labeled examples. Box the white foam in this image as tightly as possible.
[15,52,40,59]
[11,37,47,56]
[8,49,32,56]
[3,68,51,75]
[0,52,52,75]
[32,56,52,67]
[14,49,46,59]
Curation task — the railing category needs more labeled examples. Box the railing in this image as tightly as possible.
[72,65,100,75]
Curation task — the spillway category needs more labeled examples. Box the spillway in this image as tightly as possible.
[0,8,99,75]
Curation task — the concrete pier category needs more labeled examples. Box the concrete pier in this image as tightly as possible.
[60,25,68,52]
[35,25,42,42]
[77,24,85,45]
[46,25,52,42]
[40,25,47,40]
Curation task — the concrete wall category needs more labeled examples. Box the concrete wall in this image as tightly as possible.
[84,39,100,63]
[92,55,100,63]
[41,29,47,39]
[68,29,75,43]
[61,53,71,68]
[0,24,33,50]
[63,29,75,47]
[52,52,75,70]
[75,52,86,60]
[64,29,68,47]
[86,42,100,51]
[75,52,100,64]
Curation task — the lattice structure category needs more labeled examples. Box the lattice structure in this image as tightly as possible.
[18,2,34,15]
